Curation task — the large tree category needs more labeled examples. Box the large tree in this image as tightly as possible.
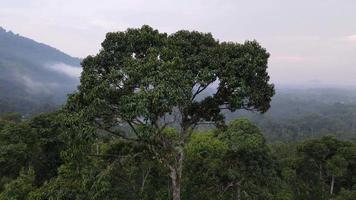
[66,25,274,200]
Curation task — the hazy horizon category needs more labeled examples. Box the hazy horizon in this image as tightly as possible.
[1,0,356,87]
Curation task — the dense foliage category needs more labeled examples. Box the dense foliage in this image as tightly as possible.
[1,26,355,199]
[0,113,355,199]
[65,25,274,200]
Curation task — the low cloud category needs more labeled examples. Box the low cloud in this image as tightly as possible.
[18,74,58,94]
[347,35,356,41]
[46,63,82,78]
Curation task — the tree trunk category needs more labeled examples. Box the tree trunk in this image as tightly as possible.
[237,185,241,200]
[319,163,324,197]
[170,150,184,200]
[330,175,335,195]
[236,181,241,200]
[171,168,181,200]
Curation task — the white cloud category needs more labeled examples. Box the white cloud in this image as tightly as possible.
[18,74,60,94]
[347,35,356,41]
[46,63,82,78]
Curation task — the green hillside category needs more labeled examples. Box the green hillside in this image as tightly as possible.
[0,27,81,116]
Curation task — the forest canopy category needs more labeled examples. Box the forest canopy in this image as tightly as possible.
[0,26,355,200]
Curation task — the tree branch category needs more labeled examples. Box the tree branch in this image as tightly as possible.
[127,120,141,139]
[94,120,139,142]
[191,84,210,101]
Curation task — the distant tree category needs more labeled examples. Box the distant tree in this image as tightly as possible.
[217,119,278,199]
[0,113,22,123]
[184,119,278,200]
[184,131,228,199]
[0,167,35,200]
[66,25,274,200]
[335,189,356,200]
[276,136,356,200]
[0,121,33,188]
[0,112,64,191]
[27,113,64,185]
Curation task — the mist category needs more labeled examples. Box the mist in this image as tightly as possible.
[45,62,82,79]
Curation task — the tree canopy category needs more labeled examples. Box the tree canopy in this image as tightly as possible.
[66,25,274,200]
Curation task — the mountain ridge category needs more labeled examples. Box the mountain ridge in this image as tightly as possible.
[0,26,81,62]
[0,26,82,116]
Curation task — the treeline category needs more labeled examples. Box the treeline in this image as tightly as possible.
[225,90,356,142]
[0,112,355,200]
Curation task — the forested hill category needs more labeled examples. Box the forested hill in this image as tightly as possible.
[224,87,356,142]
[0,27,81,116]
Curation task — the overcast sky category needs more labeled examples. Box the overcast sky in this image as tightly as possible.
[1,0,356,87]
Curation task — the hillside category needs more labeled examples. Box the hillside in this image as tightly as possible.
[191,86,356,142]
[224,87,356,142]
[0,27,81,116]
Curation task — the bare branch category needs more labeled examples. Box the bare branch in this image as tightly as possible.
[141,167,152,192]
[191,84,210,101]
[132,117,145,125]
[94,120,139,142]
[127,121,141,139]
[106,128,139,142]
